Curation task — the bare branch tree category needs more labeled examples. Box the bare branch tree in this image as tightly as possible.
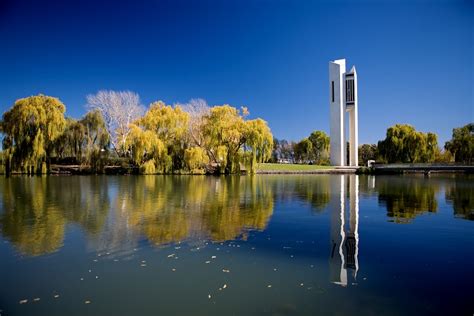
[178,98,210,147]
[86,90,144,156]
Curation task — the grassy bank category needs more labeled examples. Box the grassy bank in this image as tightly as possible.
[257,163,332,172]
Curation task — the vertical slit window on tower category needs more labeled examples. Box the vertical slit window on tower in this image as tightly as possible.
[331,81,334,102]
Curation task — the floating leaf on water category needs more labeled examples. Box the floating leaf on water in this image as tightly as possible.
[223,284,227,289]
[273,268,277,271]
[95,276,99,279]
[222,269,230,273]
[205,261,211,264]
[54,294,60,298]
[208,294,211,299]
[267,285,272,288]
[33,298,40,302]
[211,256,216,259]
[172,268,176,272]
[167,254,175,258]
[19,299,28,304]
[85,300,91,304]
[141,264,147,267]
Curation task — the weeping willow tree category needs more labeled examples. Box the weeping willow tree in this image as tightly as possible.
[54,110,110,171]
[136,101,190,171]
[378,124,439,163]
[202,105,248,174]
[80,110,110,171]
[127,125,168,174]
[1,95,66,174]
[244,118,273,174]
[126,101,189,174]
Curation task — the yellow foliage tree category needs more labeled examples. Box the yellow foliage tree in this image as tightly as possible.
[127,125,168,174]
[1,94,66,174]
[184,147,209,173]
[244,118,273,174]
[133,101,189,172]
[202,105,246,173]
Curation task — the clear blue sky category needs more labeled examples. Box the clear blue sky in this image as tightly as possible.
[0,0,472,145]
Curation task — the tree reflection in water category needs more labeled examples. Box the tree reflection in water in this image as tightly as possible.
[445,175,474,221]
[0,176,274,256]
[376,176,439,223]
[0,174,472,258]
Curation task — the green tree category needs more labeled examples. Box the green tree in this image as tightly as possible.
[378,124,439,163]
[54,110,109,172]
[293,138,313,163]
[54,118,85,161]
[445,123,473,164]
[81,110,110,171]
[1,95,66,174]
[358,144,378,166]
[308,130,330,165]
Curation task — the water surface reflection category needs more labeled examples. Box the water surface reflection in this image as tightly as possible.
[0,175,472,257]
[0,174,473,315]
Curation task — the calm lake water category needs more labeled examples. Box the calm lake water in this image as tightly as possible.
[0,174,473,316]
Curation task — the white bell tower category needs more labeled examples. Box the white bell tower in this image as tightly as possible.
[329,59,358,166]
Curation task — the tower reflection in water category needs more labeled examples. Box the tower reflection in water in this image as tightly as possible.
[329,175,359,287]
